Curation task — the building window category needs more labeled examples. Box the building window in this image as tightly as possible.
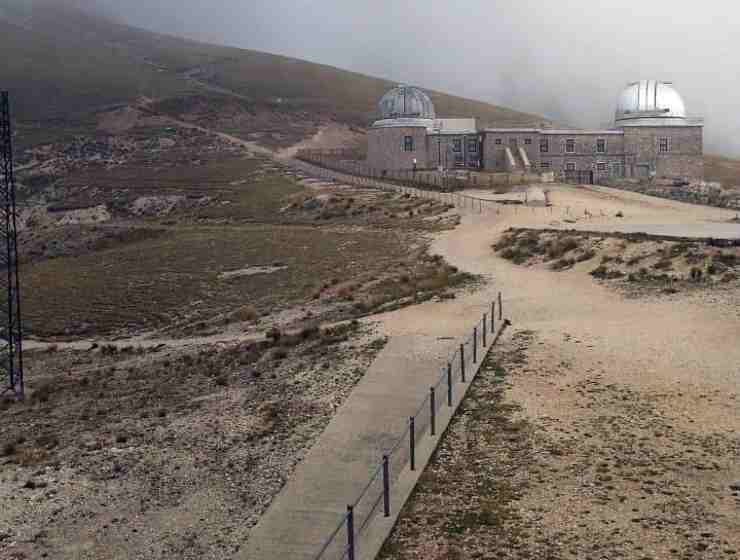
[659,137,671,153]
[540,161,551,170]
[467,138,478,153]
[597,162,608,172]
[452,138,463,152]
[566,162,576,171]
[566,139,576,153]
[524,138,532,145]
[540,138,549,153]
[596,138,606,153]
[495,138,502,145]
[403,136,414,152]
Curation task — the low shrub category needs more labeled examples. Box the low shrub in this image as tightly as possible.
[716,251,737,267]
[591,266,625,280]
[589,264,609,278]
[707,261,728,275]
[266,327,282,342]
[546,237,579,260]
[550,258,576,271]
[653,259,673,271]
[500,247,531,265]
[234,305,259,322]
[576,250,596,262]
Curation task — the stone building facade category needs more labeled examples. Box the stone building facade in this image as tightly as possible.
[366,81,704,182]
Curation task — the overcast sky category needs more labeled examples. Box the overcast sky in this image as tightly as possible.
[85,1,740,155]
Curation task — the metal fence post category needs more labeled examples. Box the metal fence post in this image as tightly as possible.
[460,343,466,382]
[483,314,487,347]
[409,416,416,471]
[498,292,503,320]
[473,326,478,363]
[347,505,355,560]
[382,455,390,517]
[447,363,452,406]
[430,387,436,436]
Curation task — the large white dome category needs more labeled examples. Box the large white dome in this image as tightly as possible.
[378,85,436,120]
[615,80,687,125]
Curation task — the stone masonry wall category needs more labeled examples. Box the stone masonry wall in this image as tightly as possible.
[483,131,627,177]
[482,131,541,171]
[367,126,429,171]
[622,126,703,180]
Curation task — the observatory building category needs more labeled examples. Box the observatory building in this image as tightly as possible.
[366,81,704,181]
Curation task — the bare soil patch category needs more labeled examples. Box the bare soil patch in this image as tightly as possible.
[380,330,740,560]
[1,322,389,559]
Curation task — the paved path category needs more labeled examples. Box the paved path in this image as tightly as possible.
[242,280,501,559]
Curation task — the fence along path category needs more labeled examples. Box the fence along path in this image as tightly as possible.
[242,295,508,560]
[284,156,618,224]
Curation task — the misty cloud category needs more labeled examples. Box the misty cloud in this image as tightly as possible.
[39,0,740,155]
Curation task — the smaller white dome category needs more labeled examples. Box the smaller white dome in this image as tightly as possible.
[615,80,687,124]
[378,85,436,120]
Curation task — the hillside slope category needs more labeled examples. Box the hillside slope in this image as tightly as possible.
[0,0,546,144]
[3,1,738,186]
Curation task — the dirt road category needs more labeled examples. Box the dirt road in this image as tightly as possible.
[380,184,740,558]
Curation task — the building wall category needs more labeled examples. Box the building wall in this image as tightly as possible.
[366,126,429,171]
[367,122,703,180]
[483,130,628,179]
[426,134,481,169]
[482,131,541,171]
[539,133,626,181]
[622,126,703,179]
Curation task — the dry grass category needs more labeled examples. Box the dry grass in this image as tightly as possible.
[22,224,414,337]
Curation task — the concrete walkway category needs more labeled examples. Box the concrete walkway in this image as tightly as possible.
[242,299,502,559]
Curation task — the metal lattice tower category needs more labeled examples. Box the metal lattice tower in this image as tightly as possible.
[0,92,24,399]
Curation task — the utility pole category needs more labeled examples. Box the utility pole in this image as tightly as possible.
[0,91,24,399]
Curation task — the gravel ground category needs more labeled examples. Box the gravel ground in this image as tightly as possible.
[380,330,740,560]
[0,324,387,559]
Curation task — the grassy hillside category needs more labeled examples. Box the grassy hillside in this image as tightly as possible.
[0,0,546,140]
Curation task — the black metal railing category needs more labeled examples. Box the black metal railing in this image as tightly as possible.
[313,296,507,560]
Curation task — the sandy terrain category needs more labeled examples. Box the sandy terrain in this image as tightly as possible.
[381,183,740,559]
